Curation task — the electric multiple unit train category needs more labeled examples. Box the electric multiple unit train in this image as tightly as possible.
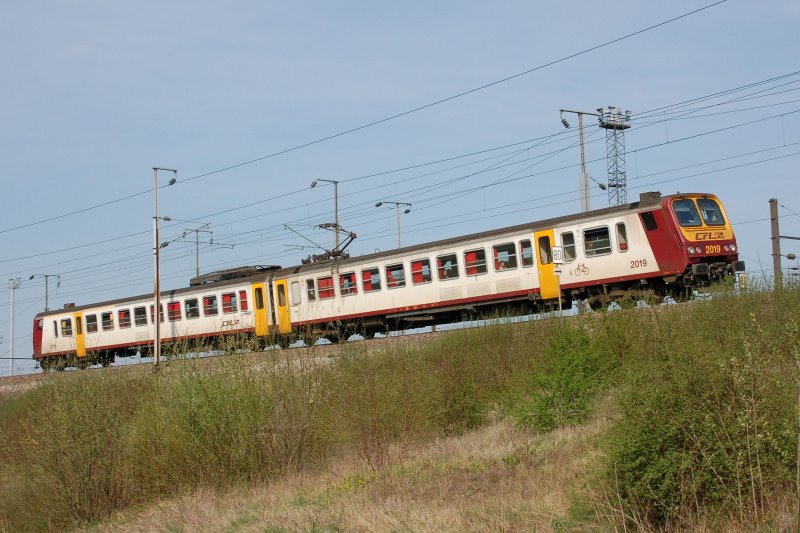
[32,191,744,370]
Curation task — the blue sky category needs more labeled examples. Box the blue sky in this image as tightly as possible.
[1,1,798,375]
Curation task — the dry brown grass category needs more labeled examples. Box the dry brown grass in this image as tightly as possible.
[85,415,608,533]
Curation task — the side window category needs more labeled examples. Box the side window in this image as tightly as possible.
[492,243,517,271]
[278,284,287,306]
[76,316,83,336]
[150,305,165,323]
[641,211,658,231]
[291,282,302,305]
[437,253,459,280]
[697,198,725,226]
[318,276,335,299]
[222,292,238,313]
[185,298,200,319]
[167,302,181,321]
[118,309,131,328]
[61,318,73,337]
[102,311,114,331]
[362,268,381,292]
[616,223,628,252]
[239,290,249,311]
[203,296,218,316]
[134,306,147,326]
[464,249,487,276]
[37,319,43,331]
[561,232,576,262]
[520,240,534,267]
[86,314,98,333]
[53,320,59,338]
[673,199,702,227]
[255,287,265,309]
[584,227,612,256]
[538,236,552,265]
[386,263,406,289]
[339,272,358,295]
[305,279,316,301]
[411,259,432,284]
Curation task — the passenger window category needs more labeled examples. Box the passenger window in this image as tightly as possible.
[339,272,357,295]
[167,302,181,321]
[697,198,725,226]
[222,292,238,313]
[119,309,131,328]
[278,284,287,306]
[53,320,59,338]
[255,287,265,309]
[386,264,406,289]
[318,276,335,299]
[492,243,517,270]
[239,290,249,311]
[465,249,487,276]
[437,254,459,280]
[411,259,432,284]
[185,299,200,319]
[291,282,302,305]
[61,318,73,337]
[150,305,165,323]
[520,240,534,267]
[362,268,381,292]
[584,227,612,256]
[538,237,552,265]
[673,199,702,227]
[306,279,316,301]
[86,314,98,333]
[616,223,628,252]
[102,312,114,331]
[76,317,83,336]
[203,296,218,316]
[561,232,576,262]
[134,306,147,326]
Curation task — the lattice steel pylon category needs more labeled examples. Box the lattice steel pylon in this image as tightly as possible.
[597,107,631,206]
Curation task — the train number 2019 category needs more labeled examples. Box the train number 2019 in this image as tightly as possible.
[630,259,648,268]
[705,244,721,254]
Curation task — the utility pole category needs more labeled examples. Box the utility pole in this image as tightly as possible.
[560,109,601,212]
[375,201,412,248]
[28,273,61,312]
[152,167,177,367]
[310,179,340,250]
[770,198,782,290]
[8,278,20,376]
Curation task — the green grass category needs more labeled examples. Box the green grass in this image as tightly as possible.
[1,287,799,531]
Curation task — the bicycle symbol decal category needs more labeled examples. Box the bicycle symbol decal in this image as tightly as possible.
[572,263,590,276]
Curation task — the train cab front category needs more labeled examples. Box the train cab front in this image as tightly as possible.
[669,194,745,284]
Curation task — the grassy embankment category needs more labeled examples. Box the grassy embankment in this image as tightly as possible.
[1,287,800,531]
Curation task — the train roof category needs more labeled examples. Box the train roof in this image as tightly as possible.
[34,191,686,319]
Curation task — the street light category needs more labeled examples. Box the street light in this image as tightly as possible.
[375,201,412,248]
[28,274,61,312]
[310,179,340,250]
[7,278,20,376]
[560,108,600,213]
[153,167,177,367]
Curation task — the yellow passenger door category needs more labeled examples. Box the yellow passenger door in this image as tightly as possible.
[73,312,86,358]
[252,282,269,337]
[534,229,560,300]
[274,279,292,334]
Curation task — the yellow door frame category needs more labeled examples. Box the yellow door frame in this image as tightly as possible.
[73,312,86,358]
[274,279,292,334]
[534,229,560,300]
[252,282,269,337]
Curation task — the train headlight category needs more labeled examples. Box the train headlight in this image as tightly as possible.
[730,244,737,252]
[723,244,730,252]
[687,246,697,254]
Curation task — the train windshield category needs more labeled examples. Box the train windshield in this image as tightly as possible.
[672,199,702,227]
[697,198,725,226]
